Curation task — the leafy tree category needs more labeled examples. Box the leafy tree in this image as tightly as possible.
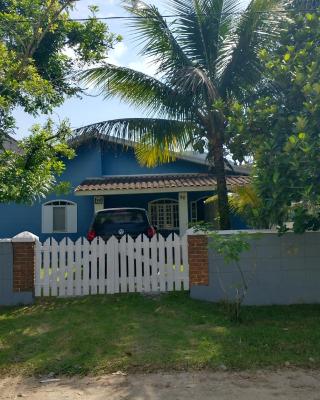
[228,9,320,233]
[77,0,286,230]
[0,120,74,203]
[0,0,120,203]
[0,0,120,141]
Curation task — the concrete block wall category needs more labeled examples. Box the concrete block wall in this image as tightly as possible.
[189,231,320,306]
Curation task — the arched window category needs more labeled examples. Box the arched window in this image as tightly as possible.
[42,200,77,234]
[149,199,179,230]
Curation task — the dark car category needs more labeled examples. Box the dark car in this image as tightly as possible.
[87,208,156,241]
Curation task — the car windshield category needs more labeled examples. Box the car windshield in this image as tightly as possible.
[94,210,148,227]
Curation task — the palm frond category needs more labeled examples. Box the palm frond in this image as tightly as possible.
[73,117,198,166]
[80,64,196,120]
[172,66,219,105]
[218,0,287,97]
[205,184,261,214]
[167,0,240,75]
[123,1,192,78]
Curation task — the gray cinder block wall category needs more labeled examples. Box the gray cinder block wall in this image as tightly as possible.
[190,231,320,306]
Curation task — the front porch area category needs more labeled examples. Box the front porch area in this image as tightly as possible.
[75,173,250,235]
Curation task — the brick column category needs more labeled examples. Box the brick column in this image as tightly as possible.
[188,235,209,286]
[12,233,38,294]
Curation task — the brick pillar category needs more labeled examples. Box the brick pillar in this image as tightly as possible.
[12,233,37,293]
[188,235,209,286]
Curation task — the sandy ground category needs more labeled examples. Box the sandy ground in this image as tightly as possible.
[0,370,320,400]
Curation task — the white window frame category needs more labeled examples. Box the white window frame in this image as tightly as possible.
[148,198,179,231]
[42,200,77,234]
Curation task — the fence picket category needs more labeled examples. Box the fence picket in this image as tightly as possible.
[113,236,120,293]
[35,233,189,298]
[127,236,135,293]
[106,236,117,294]
[90,238,98,295]
[134,235,143,292]
[57,238,67,297]
[82,238,90,296]
[165,234,174,291]
[50,238,58,296]
[66,238,75,296]
[119,236,128,293]
[142,235,151,292]
[98,237,106,294]
[74,238,83,296]
[157,235,166,292]
[150,236,158,292]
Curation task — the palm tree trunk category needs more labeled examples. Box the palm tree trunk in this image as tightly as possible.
[210,136,231,230]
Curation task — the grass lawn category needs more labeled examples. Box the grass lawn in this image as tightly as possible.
[0,292,320,376]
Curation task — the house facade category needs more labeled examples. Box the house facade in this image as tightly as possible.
[0,136,250,241]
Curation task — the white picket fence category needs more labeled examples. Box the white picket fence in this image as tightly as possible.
[35,234,189,297]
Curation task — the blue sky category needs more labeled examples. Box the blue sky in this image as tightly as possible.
[14,0,250,139]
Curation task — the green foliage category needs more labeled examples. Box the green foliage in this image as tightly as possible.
[77,0,287,230]
[208,232,251,264]
[0,0,120,142]
[0,120,75,203]
[228,9,320,233]
[205,185,270,229]
[0,0,120,203]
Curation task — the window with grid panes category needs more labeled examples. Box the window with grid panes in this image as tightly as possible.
[149,199,179,230]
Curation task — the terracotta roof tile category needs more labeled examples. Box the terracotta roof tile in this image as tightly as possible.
[75,173,251,194]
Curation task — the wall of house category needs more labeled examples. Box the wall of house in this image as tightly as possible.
[0,142,101,241]
[0,139,246,241]
[101,143,209,175]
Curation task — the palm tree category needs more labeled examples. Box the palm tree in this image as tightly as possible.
[76,0,287,230]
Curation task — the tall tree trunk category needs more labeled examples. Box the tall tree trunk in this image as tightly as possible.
[210,135,231,230]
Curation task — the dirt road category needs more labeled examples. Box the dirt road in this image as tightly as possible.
[1,370,320,400]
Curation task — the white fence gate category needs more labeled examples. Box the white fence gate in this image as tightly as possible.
[35,234,189,297]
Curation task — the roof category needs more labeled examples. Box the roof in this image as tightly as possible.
[2,136,20,153]
[75,173,251,196]
[71,133,251,175]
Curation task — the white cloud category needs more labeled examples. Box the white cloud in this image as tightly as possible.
[108,42,128,65]
[128,57,159,77]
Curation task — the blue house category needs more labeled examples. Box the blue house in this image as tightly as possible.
[0,135,250,241]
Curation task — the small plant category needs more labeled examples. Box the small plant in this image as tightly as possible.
[193,222,257,322]
[209,232,252,322]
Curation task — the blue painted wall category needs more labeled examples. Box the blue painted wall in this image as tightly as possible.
[101,143,209,175]
[0,142,102,241]
[0,139,246,241]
